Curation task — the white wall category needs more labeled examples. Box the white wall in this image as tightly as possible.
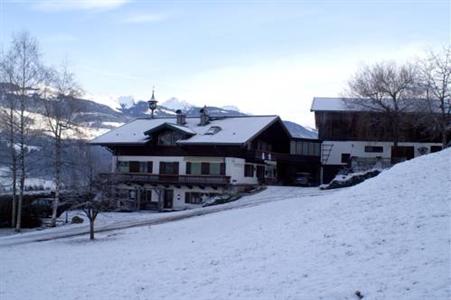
[322,141,442,165]
[117,183,225,210]
[225,157,259,185]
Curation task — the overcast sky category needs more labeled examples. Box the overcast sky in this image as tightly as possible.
[1,0,449,126]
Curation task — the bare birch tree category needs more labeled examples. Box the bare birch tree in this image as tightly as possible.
[348,62,419,147]
[419,46,451,147]
[1,32,45,231]
[42,65,83,227]
[0,82,19,227]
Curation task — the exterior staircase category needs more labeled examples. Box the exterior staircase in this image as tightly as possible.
[321,143,334,164]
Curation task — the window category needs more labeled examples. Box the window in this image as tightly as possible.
[129,161,140,173]
[117,161,129,172]
[201,162,210,175]
[430,146,442,153]
[185,192,219,204]
[341,153,351,164]
[146,161,153,173]
[205,126,222,135]
[128,190,136,200]
[186,162,200,175]
[291,141,320,156]
[186,162,225,175]
[141,190,152,202]
[256,165,265,179]
[185,192,203,204]
[157,130,184,145]
[160,162,179,175]
[117,161,153,173]
[244,164,254,177]
[365,146,383,153]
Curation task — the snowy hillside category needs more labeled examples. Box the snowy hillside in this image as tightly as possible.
[284,120,318,139]
[0,149,449,299]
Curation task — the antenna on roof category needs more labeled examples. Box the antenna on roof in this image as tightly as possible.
[148,86,158,118]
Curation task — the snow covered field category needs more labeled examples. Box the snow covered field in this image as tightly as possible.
[0,149,450,299]
[0,187,331,245]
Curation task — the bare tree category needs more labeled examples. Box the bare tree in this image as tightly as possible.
[418,46,451,147]
[1,32,46,231]
[41,65,83,227]
[0,83,19,227]
[348,61,419,147]
[71,142,111,240]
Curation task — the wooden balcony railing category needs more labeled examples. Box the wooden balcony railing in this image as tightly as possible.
[99,173,231,186]
[251,150,320,162]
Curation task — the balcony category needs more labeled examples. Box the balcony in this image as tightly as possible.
[99,173,231,186]
[251,150,320,163]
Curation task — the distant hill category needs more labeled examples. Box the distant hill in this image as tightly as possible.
[283,121,318,139]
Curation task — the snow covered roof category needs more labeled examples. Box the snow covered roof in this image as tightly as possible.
[90,115,281,145]
[311,97,447,113]
[311,97,363,112]
[143,123,196,136]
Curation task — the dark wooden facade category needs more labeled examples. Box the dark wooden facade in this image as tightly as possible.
[315,111,443,142]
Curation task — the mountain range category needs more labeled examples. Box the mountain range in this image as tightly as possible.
[83,96,318,139]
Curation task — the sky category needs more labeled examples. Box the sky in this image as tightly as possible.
[0,0,450,127]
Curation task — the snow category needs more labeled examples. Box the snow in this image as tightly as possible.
[311,97,445,113]
[161,97,193,111]
[91,115,279,145]
[0,187,331,244]
[284,120,318,139]
[0,167,54,192]
[0,149,450,299]
[222,105,240,112]
[118,96,135,109]
[84,93,122,112]
[311,97,362,112]
[101,121,124,128]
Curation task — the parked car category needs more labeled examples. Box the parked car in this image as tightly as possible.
[293,172,313,187]
[30,198,54,218]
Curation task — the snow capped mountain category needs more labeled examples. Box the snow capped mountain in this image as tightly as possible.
[118,96,135,109]
[221,105,240,112]
[161,97,193,111]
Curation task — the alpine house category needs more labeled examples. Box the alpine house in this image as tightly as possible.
[91,94,320,211]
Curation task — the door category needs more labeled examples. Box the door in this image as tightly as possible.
[163,189,173,209]
[139,190,153,210]
[391,146,414,164]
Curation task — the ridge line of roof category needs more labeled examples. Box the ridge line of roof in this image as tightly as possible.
[134,115,279,120]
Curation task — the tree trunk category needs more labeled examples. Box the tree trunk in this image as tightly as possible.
[15,95,25,232]
[50,134,61,227]
[11,167,17,227]
[441,116,448,147]
[392,115,400,148]
[10,106,17,228]
[89,218,95,240]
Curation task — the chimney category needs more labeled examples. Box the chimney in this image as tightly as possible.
[176,109,186,125]
[199,105,209,126]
